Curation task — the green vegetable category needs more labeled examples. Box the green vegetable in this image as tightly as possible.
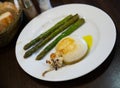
[36,18,85,60]
[23,14,73,50]
[24,14,79,58]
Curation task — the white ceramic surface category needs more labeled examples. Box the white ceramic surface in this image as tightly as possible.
[15,4,116,82]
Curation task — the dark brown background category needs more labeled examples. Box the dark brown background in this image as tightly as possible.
[0,0,120,88]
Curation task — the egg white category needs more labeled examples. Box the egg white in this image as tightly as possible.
[55,36,88,64]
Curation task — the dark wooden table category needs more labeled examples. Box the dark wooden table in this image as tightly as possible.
[0,0,120,88]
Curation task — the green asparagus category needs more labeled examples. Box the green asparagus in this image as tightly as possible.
[23,15,73,50]
[36,18,85,60]
[24,14,79,58]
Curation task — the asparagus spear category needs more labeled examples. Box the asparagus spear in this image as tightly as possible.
[36,18,85,60]
[23,14,73,50]
[24,14,79,58]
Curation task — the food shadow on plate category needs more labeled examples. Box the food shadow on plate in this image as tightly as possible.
[31,42,117,88]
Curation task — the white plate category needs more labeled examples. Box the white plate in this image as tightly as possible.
[15,4,116,82]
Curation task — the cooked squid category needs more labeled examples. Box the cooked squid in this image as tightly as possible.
[42,36,88,76]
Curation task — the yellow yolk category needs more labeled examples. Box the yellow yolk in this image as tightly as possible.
[56,37,77,54]
[83,35,93,49]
